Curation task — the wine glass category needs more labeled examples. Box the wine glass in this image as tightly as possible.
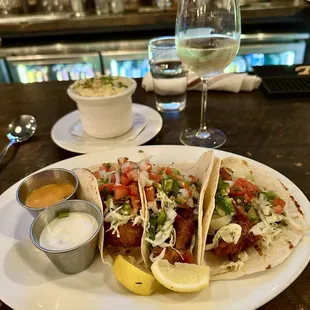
[176,0,241,148]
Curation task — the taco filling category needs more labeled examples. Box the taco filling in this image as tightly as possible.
[140,163,202,264]
[93,157,143,248]
[206,167,287,261]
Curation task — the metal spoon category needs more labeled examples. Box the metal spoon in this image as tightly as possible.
[0,115,37,165]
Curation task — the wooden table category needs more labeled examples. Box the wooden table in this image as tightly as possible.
[0,80,309,310]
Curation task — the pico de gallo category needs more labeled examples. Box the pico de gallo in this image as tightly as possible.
[206,167,287,268]
[93,157,143,248]
[138,160,202,265]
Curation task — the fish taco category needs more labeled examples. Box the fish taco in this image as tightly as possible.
[75,157,146,265]
[201,157,305,280]
[139,151,214,268]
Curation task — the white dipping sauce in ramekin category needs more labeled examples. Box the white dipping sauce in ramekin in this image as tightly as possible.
[67,76,137,139]
[39,212,98,251]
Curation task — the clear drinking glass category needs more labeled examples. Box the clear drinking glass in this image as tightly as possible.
[149,37,188,112]
[176,0,241,148]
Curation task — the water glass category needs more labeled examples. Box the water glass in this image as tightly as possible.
[148,36,188,112]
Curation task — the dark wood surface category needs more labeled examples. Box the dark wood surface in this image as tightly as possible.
[0,80,309,310]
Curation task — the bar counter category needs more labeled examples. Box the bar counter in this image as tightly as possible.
[0,79,309,309]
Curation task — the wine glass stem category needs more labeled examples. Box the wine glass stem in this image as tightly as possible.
[196,78,210,139]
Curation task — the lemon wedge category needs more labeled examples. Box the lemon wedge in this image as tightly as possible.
[113,255,161,296]
[151,259,210,293]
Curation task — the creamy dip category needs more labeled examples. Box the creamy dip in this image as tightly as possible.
[72,76,130,97]
[39,212,98,251]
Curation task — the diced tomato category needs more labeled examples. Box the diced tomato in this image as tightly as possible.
[129,183,139,196]
[165,167,173,175]
[182,251,194,264]
[230,178,260,201]
[114,185,129,200]
[93,171,100,179]
[98,183,114,192]
[244,194,251,203]
[145,186,155,202]
[120,174,130,186]
[139,160,151,172]
[131,196,141,214]
[149,172,162,183]
[122,165,133,174]
[146,163,152,172]
[118,157,128,165]
[189,175,198,184]
[127,169,138,181]
[230,181,247,197]
[273,197,286,214]
[131,196,140,212]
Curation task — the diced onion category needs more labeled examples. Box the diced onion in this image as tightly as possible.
[99,170,106,178]
[122,161,131,171]
[148,201,159,213]
[115,171,120,184]
[187,197,194,208]
[139,172,153,188]
[166,208,177,221]
[226,180,234,187]
[139,160,149,172]
[184,175,191,182]
[179,188,189,198]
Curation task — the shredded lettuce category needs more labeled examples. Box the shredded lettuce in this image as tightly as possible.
[219,251,249,272]
[250,195,284,250]
[206,223,242,251]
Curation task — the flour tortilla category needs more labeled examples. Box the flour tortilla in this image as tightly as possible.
[84,163,146,266]
[200,157,221,265]
[141,150,214,268]
[72,168,105,262]
[201,157,306,280]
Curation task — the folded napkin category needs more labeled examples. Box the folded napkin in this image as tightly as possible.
[142,72,262,93]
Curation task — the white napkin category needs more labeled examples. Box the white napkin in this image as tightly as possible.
[142,72,262,93]
[70,112,149,141]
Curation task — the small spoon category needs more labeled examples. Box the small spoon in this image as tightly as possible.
[0,115,37,165]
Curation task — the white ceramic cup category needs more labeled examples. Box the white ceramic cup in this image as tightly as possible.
[67,77,137,138]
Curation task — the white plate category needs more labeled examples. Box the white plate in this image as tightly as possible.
[0,146,309,310]
[51,104,163,153]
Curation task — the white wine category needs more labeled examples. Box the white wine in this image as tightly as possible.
[177,36,239,77]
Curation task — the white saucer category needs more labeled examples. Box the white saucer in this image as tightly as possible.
[51,103,163,154]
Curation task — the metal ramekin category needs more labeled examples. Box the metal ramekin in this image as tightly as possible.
[30,199,103,274]
[16,168,79,217]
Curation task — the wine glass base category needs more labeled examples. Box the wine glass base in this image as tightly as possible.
[179,128,227,148]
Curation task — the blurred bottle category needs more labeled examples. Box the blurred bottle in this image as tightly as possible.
[153,0,171,10]
[95,0,109,15]
[0,0,22,15]
[70,0,85,16]
[110,0,124,14]
[41,0,67,13]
